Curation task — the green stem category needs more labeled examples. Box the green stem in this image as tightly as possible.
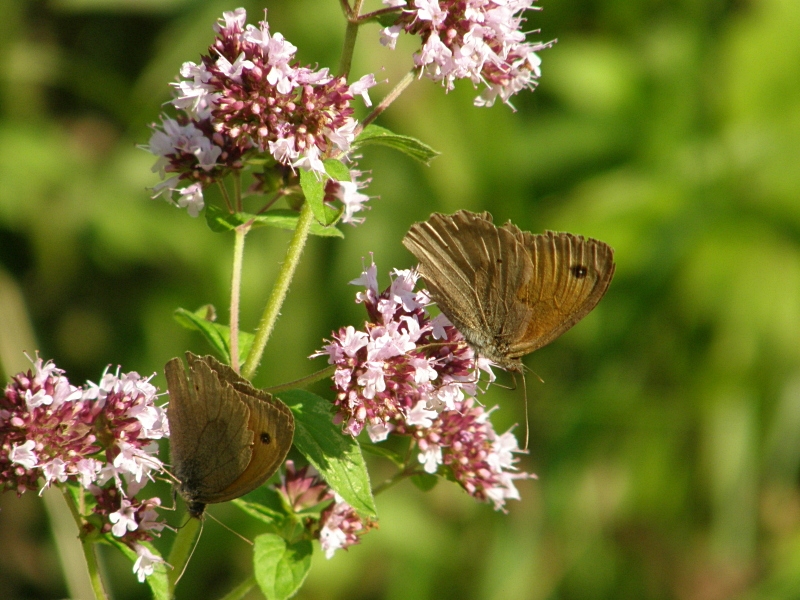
[357,6,401,23]
[338,1,363,77]
[81,539,109,600]
[60,489,108,600]
[218,180,233,213]
[358,68,416,133]
[230,225,248,372]
[218,575,257,600]
[242,201,315,380]
[167,516,202,595]
[262,365,336,394]
[233,171,243,212]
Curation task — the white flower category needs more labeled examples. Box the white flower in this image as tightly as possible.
[9,440,38,469]
[349,74,377,107]
[409,356,438,385]
[176,183,205,217]
[339,326,369,357]
[488,429,521,471]
[319,523,348,559]
[406,400,438,428]
[132,545,165,582]
[40,458,68,493]
[357,362,386,399]
[367,422,393,442]
[109,500,139,537]
[380,25,403,49]
[418,445,443,473]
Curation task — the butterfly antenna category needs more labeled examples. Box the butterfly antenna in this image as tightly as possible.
[522,372,530,451]
[173,518,203,587]
[206,511,254,546]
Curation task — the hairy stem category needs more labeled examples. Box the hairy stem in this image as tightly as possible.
[358,69,416,133]
[218,575,256,600]
[242,201,315,380]
[262,365,336,394]
[60,489,108,600]
[230,225,248,372]
[167,516,202,595]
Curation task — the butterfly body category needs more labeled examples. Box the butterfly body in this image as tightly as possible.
[403,211,615,371]
[165,353,294,518]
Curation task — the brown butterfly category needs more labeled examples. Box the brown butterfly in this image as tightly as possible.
[403,210,615,372]
[165,353,294,518]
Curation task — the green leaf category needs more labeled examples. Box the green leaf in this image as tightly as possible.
[205,205,344,238]
[298,169,341,226]
[234,485,287,524]
[279,390,378,519]
[110,540,170,600]
[323,159,351,182]
[173,306,254,366]
[410,472,439,492]
[353,124,440,165]
[359,442,405,467]
[253,534,312,600]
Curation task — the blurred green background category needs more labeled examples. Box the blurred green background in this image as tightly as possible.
[1,0,800,598]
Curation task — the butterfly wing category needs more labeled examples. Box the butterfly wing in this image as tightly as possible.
[508,230,615,357]
[166,355,253,507]
[196,355,295,503]
[403,210,533,367]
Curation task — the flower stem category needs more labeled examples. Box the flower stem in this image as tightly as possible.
[262,365,336,394]
[242,201,315,380]
[338,1,363,77]
[59,490,108,600]
[167,516,202,594]
[218,575,257,600]
[358,68,416,133]
[230,225,248,372]
[218,180,234,213]
[81,539,109,600]
[357,6,402,23]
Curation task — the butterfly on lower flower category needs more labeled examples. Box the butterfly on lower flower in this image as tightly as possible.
[403,210,616,372]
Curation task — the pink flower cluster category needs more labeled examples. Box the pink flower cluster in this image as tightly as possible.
[0,357,168,577]
[277,461,372,558]
[317,261,532,510]
[147,8,376,220]
[380,0,552,107]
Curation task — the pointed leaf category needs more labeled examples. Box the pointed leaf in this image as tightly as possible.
[299,170,341,226]
[234,485,287,524]
[359,442,405,468]
[254,534,312,600]
[323,159,351,182]
[173,306,254,366]
[279,390,377,519]
[410,472,439,492]
[353,124,440,165]
[205,205,344,238]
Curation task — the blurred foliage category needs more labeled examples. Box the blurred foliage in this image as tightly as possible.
[1,0,800,599]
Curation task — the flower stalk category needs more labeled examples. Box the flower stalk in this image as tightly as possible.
[242,201,315,380]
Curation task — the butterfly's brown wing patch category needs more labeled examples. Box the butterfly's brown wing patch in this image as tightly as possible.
[508,230,616,358]
[404,211,615,370]
[195,355,295,503]
[165,353,294,516]
[166,356,253,508]
[403,210,533,368]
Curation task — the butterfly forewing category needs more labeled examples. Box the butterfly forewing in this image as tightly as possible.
[509,231,616,357]
[166,356,253,504]
[403,210,615,370]
[166,353,295,515]
[403,211,532,362]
